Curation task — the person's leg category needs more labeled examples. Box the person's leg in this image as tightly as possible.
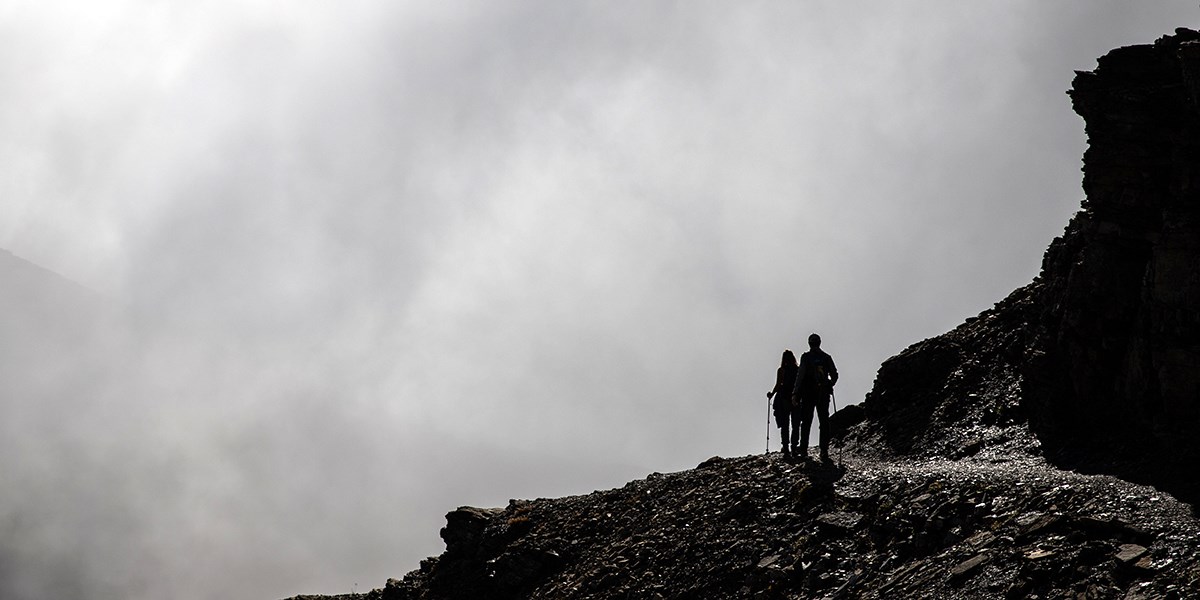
[816,397,831,461]
[796,397,814,459]
[774,408,790,456]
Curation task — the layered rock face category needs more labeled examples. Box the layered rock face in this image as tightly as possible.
[856,28,1200,503]
[1035,28,1200,470]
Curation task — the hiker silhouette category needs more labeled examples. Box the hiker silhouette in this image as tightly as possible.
[792,333,838,463]
[767,349,800,458]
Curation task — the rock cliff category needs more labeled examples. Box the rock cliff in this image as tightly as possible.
[284,29,1200,600]
[851,28,1200,504]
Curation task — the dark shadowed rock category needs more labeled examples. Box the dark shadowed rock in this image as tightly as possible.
[440,507,504,556]
[815,511,863,534]
[827,403,865,438]
[844,28,1200,504]
[1116,543,1149,565]
[949,553,989,581]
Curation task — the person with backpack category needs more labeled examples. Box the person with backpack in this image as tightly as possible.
[767,349,799,459]
[792,333,839,463]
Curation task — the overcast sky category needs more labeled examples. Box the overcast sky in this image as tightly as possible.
[2,2,1198,599]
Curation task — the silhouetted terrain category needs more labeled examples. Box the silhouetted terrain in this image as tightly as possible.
[848,27,1200,505]
[292,453,1198,599]
[287,29,1200,599]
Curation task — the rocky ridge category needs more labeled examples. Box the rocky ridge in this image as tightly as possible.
[289,453,1199,599]
[283,29,1200,600]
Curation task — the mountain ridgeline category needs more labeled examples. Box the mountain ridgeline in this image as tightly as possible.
[286,30,1200,599]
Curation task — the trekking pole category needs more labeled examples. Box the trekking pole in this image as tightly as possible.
[765,392,771,454]
[831,389,842,468]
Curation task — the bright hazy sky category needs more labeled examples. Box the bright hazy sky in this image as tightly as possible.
[2,2,1197,598]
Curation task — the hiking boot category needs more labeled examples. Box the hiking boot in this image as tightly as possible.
[781,445,792,459]
[820,450,832,464]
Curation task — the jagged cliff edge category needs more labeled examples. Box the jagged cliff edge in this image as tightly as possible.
[846,27,1200,504]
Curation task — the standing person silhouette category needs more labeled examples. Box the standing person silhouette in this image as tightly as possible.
[767,349,799,459]
[792,333,839,463]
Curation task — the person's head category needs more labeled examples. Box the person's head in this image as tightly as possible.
[808,333,821,348]
[781,349,796,367]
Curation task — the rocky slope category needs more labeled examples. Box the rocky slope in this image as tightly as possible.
[284,29,1200,600]
[289,454,1200,600]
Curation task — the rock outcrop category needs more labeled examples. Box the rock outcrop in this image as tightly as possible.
[283,29,1200,600]
[851,28,1200,504]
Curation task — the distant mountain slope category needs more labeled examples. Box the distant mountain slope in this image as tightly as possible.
[0,248,102,352]
[0,248,112,600]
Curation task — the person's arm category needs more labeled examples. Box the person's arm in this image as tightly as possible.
[828,354,839,387]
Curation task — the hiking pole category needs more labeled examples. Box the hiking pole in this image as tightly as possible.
[765,392,772,454]
[831,389,842,468]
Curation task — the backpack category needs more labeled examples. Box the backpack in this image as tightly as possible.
[799,351,833,396]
